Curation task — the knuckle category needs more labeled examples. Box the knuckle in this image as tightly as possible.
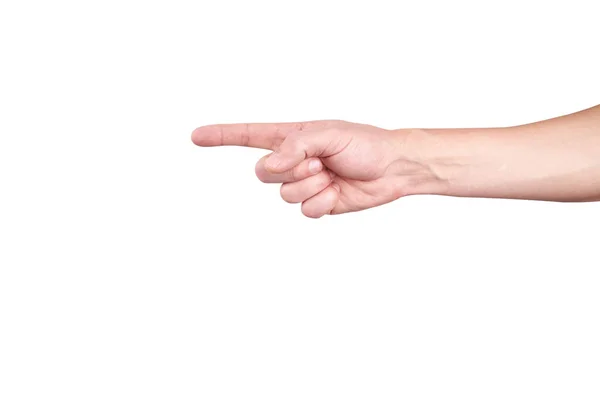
[240,124,251,146]
[287,133,306,150]
[322,127,340,136]
[240,133,250,147]
[285,167,298,182]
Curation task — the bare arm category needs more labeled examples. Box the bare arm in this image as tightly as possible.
[405,105,600,202]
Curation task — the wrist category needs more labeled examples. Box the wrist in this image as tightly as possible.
[391,127,506,199]
[386,128,455,197]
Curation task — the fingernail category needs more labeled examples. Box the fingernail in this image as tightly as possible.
[308,159,322,174]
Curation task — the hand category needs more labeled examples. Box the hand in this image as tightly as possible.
[191,120,445,218]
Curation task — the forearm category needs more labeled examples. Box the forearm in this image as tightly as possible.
[404,105,600,201]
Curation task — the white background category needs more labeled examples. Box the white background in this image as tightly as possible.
[1,1,599,399]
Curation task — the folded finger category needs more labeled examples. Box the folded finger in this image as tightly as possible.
[280,171,332,203]
[256,156,323,183]
[301,185,340,218]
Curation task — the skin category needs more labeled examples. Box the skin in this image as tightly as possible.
[191,105,600,218]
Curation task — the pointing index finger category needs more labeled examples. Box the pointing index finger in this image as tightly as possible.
[191,120,342,150]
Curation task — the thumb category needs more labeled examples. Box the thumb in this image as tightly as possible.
[264,129,342,173]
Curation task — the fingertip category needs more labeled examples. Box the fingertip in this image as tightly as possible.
[191,126,208,146]
[191,127,200,144]
[254,157,270,183]
[191,126,220,147]
[308,159,323,174]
